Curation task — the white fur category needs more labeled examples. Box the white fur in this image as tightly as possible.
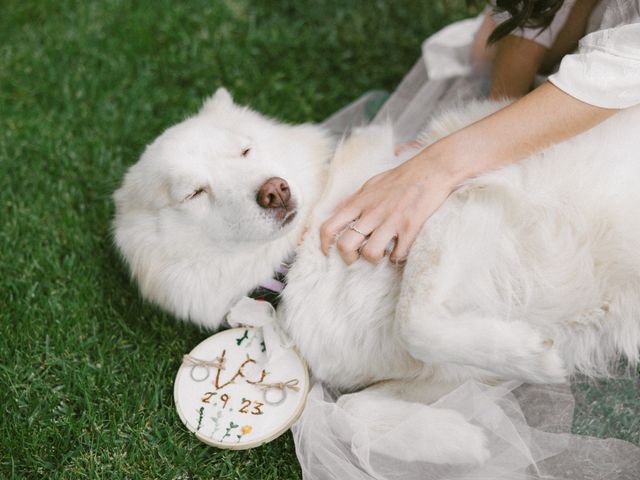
[113,90,640,465]
[113,88,333,325]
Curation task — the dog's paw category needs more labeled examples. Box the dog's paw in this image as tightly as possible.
[498,323,568,384]
[523,342,567,384]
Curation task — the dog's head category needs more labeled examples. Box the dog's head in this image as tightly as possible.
[113,88,332,328]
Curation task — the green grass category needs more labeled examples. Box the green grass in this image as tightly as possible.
[0,1,637,478]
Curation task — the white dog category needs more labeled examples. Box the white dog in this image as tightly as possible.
[113,88,640,465]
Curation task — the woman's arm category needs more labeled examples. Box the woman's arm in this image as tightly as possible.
[469,11,547,99]
[485,0,598,98]
[490,35,546,99]
[319,82,618,264]
[394,13,543,157]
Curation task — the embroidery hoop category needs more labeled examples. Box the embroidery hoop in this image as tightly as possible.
[174,327,309,450]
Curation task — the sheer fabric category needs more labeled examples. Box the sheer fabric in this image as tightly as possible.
[292,380,640,479]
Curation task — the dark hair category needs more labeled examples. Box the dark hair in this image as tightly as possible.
[472,0,566,44]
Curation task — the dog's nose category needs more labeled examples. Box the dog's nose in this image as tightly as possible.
[256,177,291,209]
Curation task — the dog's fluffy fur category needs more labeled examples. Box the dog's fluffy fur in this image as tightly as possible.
[114,89,640,464]
[113,89,332,325]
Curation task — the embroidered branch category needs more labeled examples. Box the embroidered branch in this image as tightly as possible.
[214,350,267,390]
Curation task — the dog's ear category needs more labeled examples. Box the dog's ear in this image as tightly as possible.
[200,87,233,114]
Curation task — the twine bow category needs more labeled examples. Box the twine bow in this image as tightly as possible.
[258,378,300,392]
[182,354,225,370]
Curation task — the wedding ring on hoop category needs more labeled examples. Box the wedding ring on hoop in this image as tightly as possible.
[348,221,367,237]
[190,365,210,382]
[263,386,287,406]
[183,354,223,382]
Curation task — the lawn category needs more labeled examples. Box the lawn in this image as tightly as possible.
[1,1,637,479]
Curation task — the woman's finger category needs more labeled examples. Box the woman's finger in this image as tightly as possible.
[359,222,397,263]
[335,229,366,264]
[334,215,378,264]
[319,203,362,255]
[389,217,423,264]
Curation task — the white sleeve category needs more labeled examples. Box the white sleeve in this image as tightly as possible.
[490,0,575,48]
[548,2,640,109]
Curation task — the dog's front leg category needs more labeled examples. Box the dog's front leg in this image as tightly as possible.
[398,306,567,384]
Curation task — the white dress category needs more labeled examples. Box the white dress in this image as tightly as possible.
[297,2,640,479]
[491,0,640,108]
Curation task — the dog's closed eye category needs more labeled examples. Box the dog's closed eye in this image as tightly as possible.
[184,187,207,201]
[241,147,251,157]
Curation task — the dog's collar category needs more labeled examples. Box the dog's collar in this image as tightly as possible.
[248,257,294,308]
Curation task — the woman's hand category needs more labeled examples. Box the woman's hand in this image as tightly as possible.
[319,82,617,265]
[319,144,458,265]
